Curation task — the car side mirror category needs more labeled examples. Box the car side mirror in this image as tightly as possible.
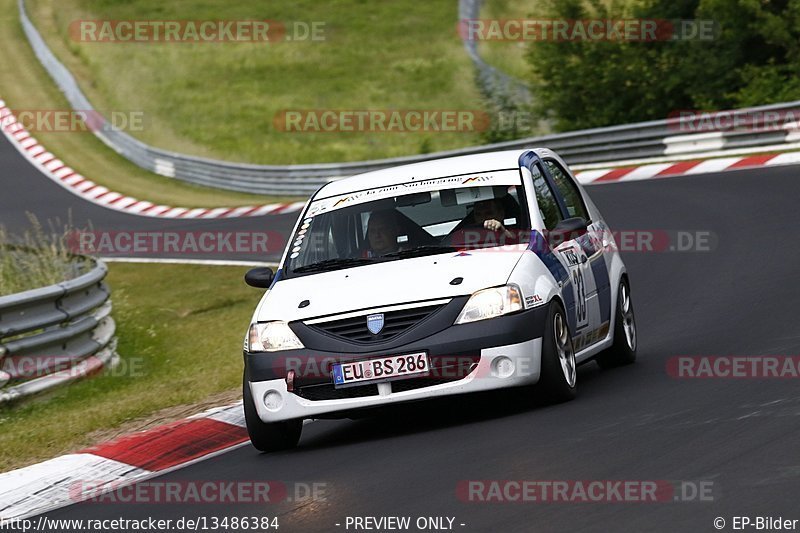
[244,267,274,288]
[549,217,589,246]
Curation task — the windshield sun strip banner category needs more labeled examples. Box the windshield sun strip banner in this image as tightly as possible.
[305,170,521,217]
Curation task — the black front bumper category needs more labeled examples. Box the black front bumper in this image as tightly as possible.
[244,300,549,390]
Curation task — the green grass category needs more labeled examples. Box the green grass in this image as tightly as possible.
[476,0,541,81]
[0,262,263,472]
[25,0,486,165]
[0,0,292,207]
[0,220,90,295]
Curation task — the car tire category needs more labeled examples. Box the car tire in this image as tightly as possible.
[595,276,637,369]
[243,374,302,452]
[538,300,577,402]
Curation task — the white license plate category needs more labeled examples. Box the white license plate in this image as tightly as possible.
[332,352,429,388]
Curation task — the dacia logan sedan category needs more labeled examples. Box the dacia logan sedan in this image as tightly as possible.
[242,148,637,451]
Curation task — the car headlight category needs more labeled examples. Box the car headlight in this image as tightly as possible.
[247,321,304,352]
[455,285,523,324]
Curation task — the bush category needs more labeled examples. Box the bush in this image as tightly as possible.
[0,217,89,295]
[525,0,800,131]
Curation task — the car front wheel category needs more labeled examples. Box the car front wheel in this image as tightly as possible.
[538,300,577,402]
[243,374,302,452]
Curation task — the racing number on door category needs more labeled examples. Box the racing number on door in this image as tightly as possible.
[572,268,587,326]
[561,248,589,330]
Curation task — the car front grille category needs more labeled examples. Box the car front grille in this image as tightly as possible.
[308,304,444,343]
[294,383,379,401]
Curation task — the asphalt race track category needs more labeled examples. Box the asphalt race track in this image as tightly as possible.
[3,130,800,532]
[0,134,297,263]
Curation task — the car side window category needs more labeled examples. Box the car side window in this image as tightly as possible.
[545,160,590,221]
[531,163,562,231]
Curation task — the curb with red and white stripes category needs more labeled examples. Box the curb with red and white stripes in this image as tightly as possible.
[0,100,306,219]
[5,99,800,221]
[572,151,800,184]
[0,402,249,520]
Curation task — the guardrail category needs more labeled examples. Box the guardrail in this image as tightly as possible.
[458,0,532,104]
[0,256,117,403]
[18,0,800,196]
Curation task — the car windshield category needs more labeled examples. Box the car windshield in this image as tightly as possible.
[285,170,531,275]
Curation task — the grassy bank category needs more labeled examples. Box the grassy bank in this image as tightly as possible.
[0,0,285,207]
[24,0,486,165]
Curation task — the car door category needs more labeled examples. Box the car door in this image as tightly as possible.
[542,158,611,351]
[525,160,585,335]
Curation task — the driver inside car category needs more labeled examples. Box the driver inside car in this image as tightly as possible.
[446,197,522,249]
[472,198,516,240]
[364,209,403,257]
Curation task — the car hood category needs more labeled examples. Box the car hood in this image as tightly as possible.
[255,249,527,322]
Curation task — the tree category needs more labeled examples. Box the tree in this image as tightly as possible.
[525,0,800,130]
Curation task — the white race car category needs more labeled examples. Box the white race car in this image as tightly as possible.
[242,148,637,451]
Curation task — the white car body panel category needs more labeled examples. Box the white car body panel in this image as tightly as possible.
[254,248,526,323]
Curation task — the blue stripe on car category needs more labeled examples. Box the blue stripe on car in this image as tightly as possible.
[527,230,568,283]
[269,268,282,290]
[528,230,576,331]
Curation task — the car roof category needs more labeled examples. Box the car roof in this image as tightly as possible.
[315,148,550,199]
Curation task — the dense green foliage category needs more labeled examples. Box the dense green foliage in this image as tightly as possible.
[526,0,800,130]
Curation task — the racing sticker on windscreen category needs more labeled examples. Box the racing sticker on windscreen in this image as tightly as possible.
[289,218,313,259]
[306,170,521,216]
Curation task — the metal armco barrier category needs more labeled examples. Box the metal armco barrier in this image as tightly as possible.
[18,0,800,195]
[458,0,532,104]
[0,257,118,403]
